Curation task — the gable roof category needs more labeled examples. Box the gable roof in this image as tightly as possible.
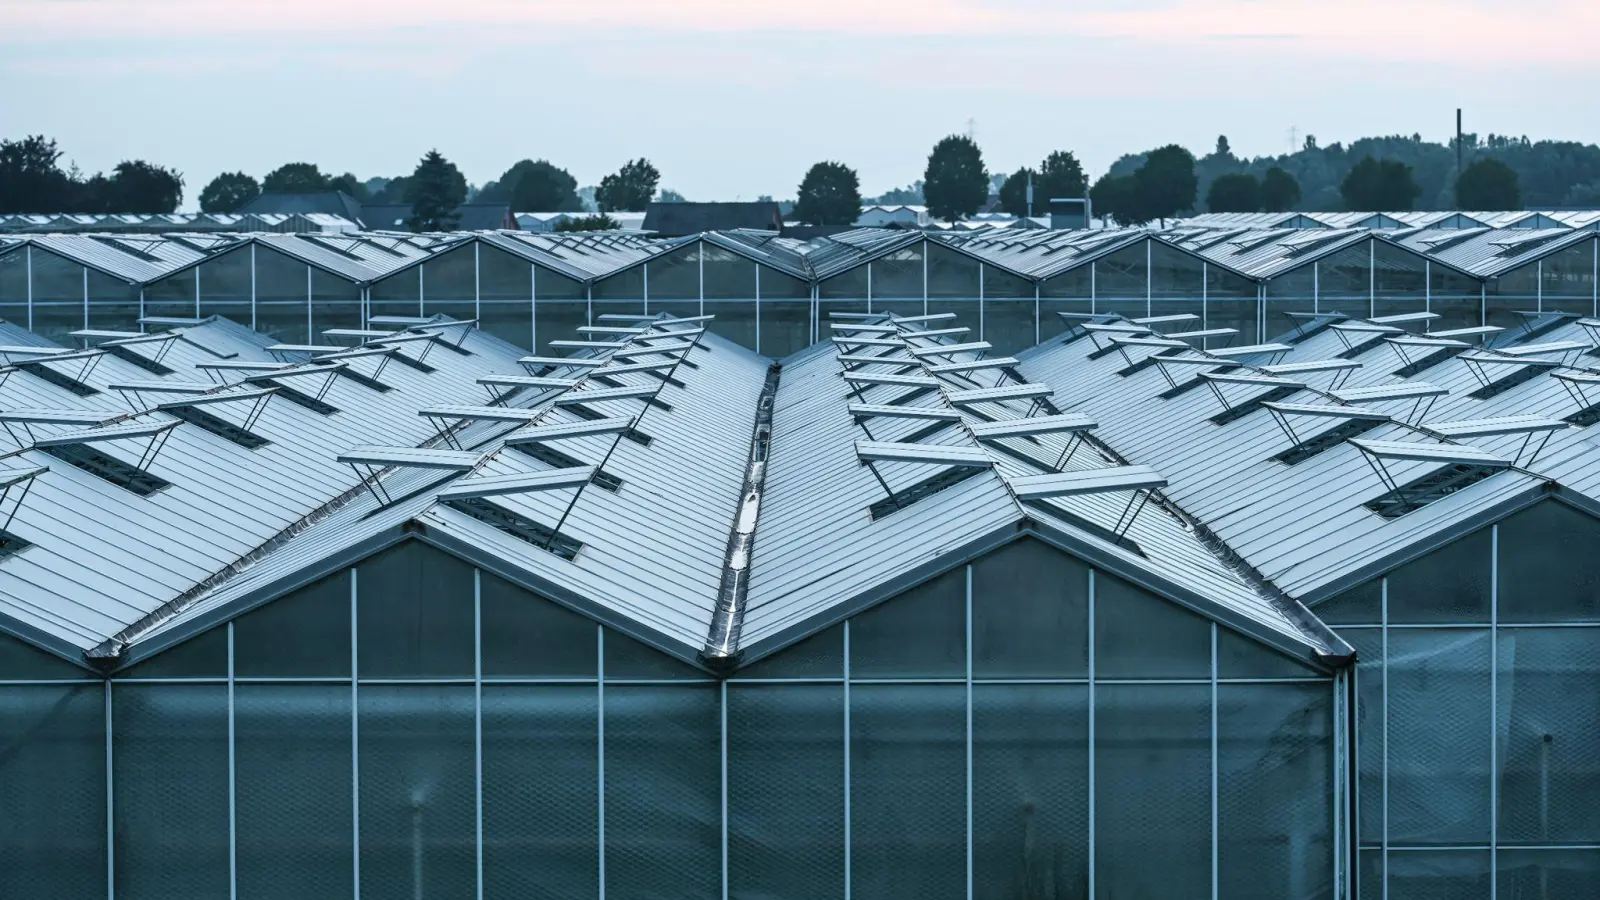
[644,202,784,237]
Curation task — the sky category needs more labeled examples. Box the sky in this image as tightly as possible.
[3,0,1598,207]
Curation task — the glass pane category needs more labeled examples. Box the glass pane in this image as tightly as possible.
[1497,502,1600,622]
[972,684,1088,900]
[369,266,421,323]
[603,629,704,680]
[421,245,476,322]
[1538,242,1596,316]
[479,245,533,350]
[357,685,476,898]
[849,566,966,678]
[604,685,720,900]
[0,629,90,679]
[728,684,845,900]
[1386,850,1492,900]
[235,684,353,900]
[0,249,26,307]
[1372,242,1430,321]
[113,683,230,900]
[87,269,139,332]
[1496,628,1600,844]
[311,268,362,334]
[1387,629,1492,844]
[926,243,979,298]
[1385,529,1492,624]
[196,246,252,321]
[732,624,842,680]
[482,685,598,899]
[1429,267,1482,332]
[1312,579,1381,625]
[1093,244,1147,302]
[818,266,867,301]
[535,300,589,355]
[1497,848,1600,900]
[356,542,475,678]
[705,299,756,350]
[1150,242,1204,299]
[704,246,757,300]
[119,624,228,678]
[480,573,598,678]
[1216,627,1321,678]
[870,246,924,299]
[982,298,1037,355]
[234,569,352,678]
[1217,682,1334,900]
[593,265,644,302]
[28,248,86,343]
[971,538,1089,678]
[850,684,965,900]
[0,684,106,899]
[1317,244,1372,319]
[254,247,309,344]
[757,300,811,357]
[1094,571,1212,679]
[1094,683,1211,898]
[645,245,698,300]
[1265,265,1315,338]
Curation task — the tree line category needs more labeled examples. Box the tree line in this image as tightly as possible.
[3,130,1597,229]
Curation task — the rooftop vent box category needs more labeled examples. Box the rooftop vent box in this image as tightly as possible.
[1050,197,1092,231]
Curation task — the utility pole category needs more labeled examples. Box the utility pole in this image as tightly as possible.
[1456,108,1464,175]
[1026,170,1034,219]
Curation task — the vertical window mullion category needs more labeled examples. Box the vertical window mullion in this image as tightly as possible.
[228,622,237,900]
[105,678,114,900]
[1210,622,1219,900]
[965,564,974,900]
[720,679,729,900]
[351,568,361,899]
[1489,525,1499,899]
[474,569,484,900]
[1380,576,1389,900]
[1087,569,1097,897]
[597,625,606,900]
[843,619,852,900]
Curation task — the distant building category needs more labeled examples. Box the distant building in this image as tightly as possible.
[238,192,515,232]
[643,201,783,237]
[856,205,931,228]
[236,190,366,224]
[516,211,647,233]
[360,203,516,232]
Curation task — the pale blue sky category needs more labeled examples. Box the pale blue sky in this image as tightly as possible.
[3,0,1595,206]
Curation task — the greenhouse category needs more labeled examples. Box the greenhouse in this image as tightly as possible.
[0,221,1598,898]
[1,218,1596,359]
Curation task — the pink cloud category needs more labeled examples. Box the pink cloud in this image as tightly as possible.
[6,0,1597,68]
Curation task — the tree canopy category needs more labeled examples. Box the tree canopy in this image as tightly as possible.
[1260,167,1302,213]
[1206,173,1261,213]
[923,134,989,222]
[95,161,185,214]
[0,135,83,214]
[327,173,369,202]
[657,189,688,203]
[1340,156,1422,211]
[554,213,620,233]
[480,160,582,212]
[998,168,1036,218]
[1455,157,1520,210]
[198,172,261,213]
[1090,173,1146,226]
[405,150,468,232]
[1133,144,1198,223]
[793,161,863,226]
[261,162,330,194]
[596,159,660,213]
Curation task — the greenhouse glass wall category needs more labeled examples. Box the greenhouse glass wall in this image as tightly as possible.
[2,228,1597,360]
[0,537,1341,900]
[2,283,1600,899]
